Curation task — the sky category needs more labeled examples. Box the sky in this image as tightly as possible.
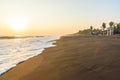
[0,0,120,36]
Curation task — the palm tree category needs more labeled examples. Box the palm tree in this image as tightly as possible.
[102,22,106,31]
[117,23,120,29]
[109,21,114,28]
[90,26,93,35]
[90,26,93,30]
[102,22,106,35]
[109,21,114,35]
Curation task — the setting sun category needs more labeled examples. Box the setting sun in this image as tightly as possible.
[9,17,27,31]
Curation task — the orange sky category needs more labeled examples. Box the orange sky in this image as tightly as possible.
[0,0,120,36]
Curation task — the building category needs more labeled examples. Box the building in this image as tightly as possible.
[107,27,114,36]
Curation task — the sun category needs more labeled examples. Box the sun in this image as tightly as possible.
[10,17,27,31]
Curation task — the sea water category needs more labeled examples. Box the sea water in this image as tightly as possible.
[0,36,60,75]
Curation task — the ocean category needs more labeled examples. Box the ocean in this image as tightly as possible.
[0,36,60,75]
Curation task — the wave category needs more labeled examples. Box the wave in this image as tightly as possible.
[0,36,60,75]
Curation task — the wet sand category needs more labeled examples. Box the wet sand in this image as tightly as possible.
[0,35,120,80]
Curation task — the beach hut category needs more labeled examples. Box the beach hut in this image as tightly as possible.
[107,27,114,36]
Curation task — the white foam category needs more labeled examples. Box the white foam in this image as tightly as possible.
[0,36,60,75]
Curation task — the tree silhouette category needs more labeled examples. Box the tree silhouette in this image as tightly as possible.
[90,26,93,35]
[117,23,120,29]
[109,21,114,28]
[102,22,106,31]
[90,26,93,30]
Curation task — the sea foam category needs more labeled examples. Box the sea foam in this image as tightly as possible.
[0,36,60,75]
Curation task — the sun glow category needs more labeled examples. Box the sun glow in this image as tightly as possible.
[9,17,27,31]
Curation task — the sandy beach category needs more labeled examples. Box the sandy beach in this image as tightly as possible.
[0,35,120,80]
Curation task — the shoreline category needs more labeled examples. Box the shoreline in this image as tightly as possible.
[0,35,120,80]
[0,36,60,76]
